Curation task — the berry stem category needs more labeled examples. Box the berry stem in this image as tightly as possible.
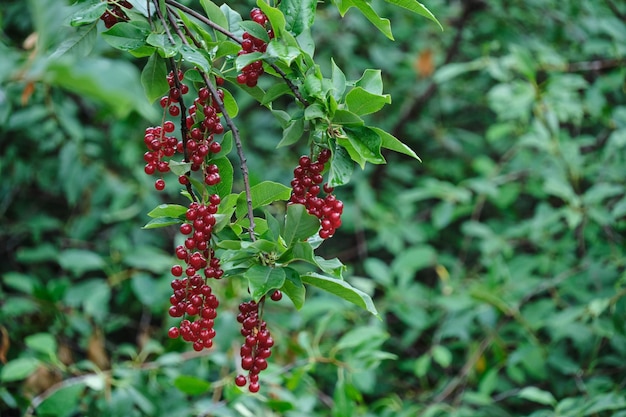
[198,70,257,241]
[165,0,241,43]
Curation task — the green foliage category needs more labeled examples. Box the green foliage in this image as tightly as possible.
[2,0,626,416]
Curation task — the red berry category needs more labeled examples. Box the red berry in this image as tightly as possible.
[155,179,166,191]
[168,327,180,339]
[270,290,282,301]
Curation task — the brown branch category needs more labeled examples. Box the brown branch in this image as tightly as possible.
[165,0,241,43]
[605,0,626,20]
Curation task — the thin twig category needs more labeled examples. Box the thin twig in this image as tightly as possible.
[165,0,241,43]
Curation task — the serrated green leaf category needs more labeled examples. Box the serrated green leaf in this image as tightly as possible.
[220,3,243,37]
[283,204,320,247]
[245,265,287,301]
[280,0,316,36]
[372,127,421,161]
[173,375,211,395]
[384,0,443,30]
[141,53,169,103]
[147,204,188,218]
[69,1,107,27]
[277,118,304,147]
[236,181,292,220]
[0,358,41,382]
[346,87,391,115]
[304,102,326,120]
[301,272,378,316]
[235,51,264,72]
[282,267,305,309]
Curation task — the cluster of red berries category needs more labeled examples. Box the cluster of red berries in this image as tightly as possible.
[143,123,176,191]
[236,8,274,87]
[289,149,344,239]
[159,69,189,118]
[234,299,277,392]
[183,85,225,182]
[100,1,132,28]
[168,199,224,351]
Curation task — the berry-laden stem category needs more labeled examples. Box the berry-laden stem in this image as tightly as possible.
[165,0,309,107]
[199,70,257,241]
[165,6,257,241]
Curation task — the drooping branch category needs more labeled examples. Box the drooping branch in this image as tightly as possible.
[165,0,309,107]
[163,6,257,240]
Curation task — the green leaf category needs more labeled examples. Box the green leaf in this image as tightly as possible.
[147,204,188,218]
[301,272,378,316]
[431,345,452,368]
[200,0,230,40]
[328,145,354,187]
[340,126,385,168]
[304,102,326,120]
[173,375,211,395]
[58,249,105,276]
[245,265,287,301]
[236,181,292,220]
[345,87,391,115]
[331,58,347,100]
[281,267,306,309]
[266,41,302,66]
[220,3,243,37]
[277,118,304,147]
[372,127,421,161]
[146,33,181,58]
[257,0,287,38]
[179,44,211,72]
[68,1,107,27]
[37,383,84,417]
[355,69,384,95]
[517,386,557,406]
[332,109,364,126]
[280,0,316,36]
[169,160,192,176]
[221,88,239,118]
[235,51,264,72]
[101,22,150,52]
[25,333,57,357]
[384,0,443,30]
[263,83,294,106]
[239,21,270,43]
[50,23,98,59]
[206,156,234,197]
[283,204,320,247]
[335,0,393,40]
[0,358,41,382]
[141,53,169,103]
[142,217,183,229]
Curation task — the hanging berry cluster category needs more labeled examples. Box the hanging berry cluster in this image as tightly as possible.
[167,200,223,352]
[289,149,344,239]
[234,300,276,393]
[99,1,132,29]
[236,8,274,87]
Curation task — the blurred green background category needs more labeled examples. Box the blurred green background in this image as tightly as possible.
[1,0,626,416]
